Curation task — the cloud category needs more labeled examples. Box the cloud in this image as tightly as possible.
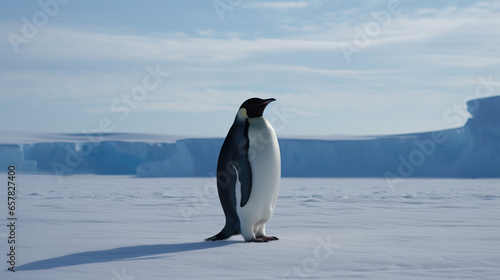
[0,70,138,99]
[93,101,234,114]
[1,27,343,64]
[3,1,498,67]
[333,1,500,71]
[243,1,311,10]
[196,29,215,37]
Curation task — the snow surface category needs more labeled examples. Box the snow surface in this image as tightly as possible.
[2,175,499,279]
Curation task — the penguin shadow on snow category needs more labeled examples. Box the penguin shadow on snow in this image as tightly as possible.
[17,241,240,271]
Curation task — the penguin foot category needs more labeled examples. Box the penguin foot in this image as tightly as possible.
[255,235,279,241]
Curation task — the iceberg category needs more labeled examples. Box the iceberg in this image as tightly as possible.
[1,96,499,178]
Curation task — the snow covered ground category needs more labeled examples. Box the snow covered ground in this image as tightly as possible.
[2,175,500,279]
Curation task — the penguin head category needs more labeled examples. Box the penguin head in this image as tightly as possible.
[238,98,276,119]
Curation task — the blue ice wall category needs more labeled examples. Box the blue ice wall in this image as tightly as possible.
[1,96,499,178]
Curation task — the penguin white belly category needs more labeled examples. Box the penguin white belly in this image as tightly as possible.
[236,117,281,241]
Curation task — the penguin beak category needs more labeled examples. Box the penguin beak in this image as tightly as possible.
[260,98,276,108]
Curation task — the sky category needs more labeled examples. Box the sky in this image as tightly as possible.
[1,0,499,138]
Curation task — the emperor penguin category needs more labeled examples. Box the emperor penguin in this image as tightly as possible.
[205,98,281,242]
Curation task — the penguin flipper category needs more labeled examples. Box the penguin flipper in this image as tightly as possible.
[236,157,252,208]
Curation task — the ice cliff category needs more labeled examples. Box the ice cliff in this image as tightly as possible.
[1,96,499,178]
